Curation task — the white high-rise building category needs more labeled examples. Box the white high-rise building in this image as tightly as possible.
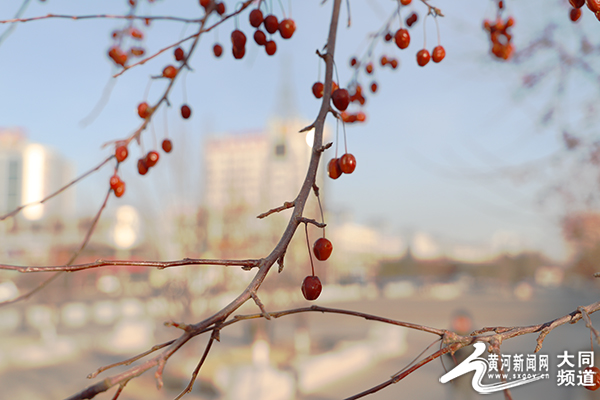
[0,128,73,221]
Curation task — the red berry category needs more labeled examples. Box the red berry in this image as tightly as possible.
[432,45,446,63]
[200,0,210,8]
[145,151,160,167]
[216,2,225,15]
[416,49,431,66]
[356,111,366,122]
[394,29,410,49]
[384,32,393,42]
[406,12,418,27]
[115,145,128,162]
[163,65,178,79]
[328,158,342,179]
[400,0,411,5]
[130,47,145,57]
[249,9,264,27]
[265,40,277,55]
[174,47,184,61]
[332,88,350,111]
[233,46,246,59]
[313,238,333,261]
[340,153,356,174]
[279,19,296,39]
[181,104,191,119]
[584,366,600,391]
[254,30,267,46]
[570,0,585,7]
[137,102,150,119]
[370,82,378,93]
[162,139,173,153]
[213,43,223,57]
[312,82,324,99]
[137,158,149,175]
[264,15,279,34]
[231,30,247,49]
[350,57,358,67]
[110,174,121,190]
[390,59,399,69]
[130,27,144,40]
[570,8,582,21]
[301,275,322,301]
[380,56,388,66]
[108,46,128,66]
[365,62,374,74]
[114,181,126,198]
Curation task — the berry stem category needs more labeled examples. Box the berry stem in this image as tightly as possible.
[276,0,287,19]
[163,105,170,139]
[151,119,158,150]
[333,60,340,90]
[335,118,339,158]
[304,223,316,276]
[423,14,428,48]
[181,69,188,103]
[434,15,441,46]
[342,119,348,154]
[397,1,403,28]
[317,195,326,238]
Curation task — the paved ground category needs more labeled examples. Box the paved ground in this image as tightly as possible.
[1,284,598,400]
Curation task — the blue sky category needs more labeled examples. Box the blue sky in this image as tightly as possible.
[1,0,597,261]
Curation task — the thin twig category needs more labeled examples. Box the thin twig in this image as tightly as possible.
[297,217,326,228]
[0,0,31,46]
[88,340,176,379]
[251,292,271,320]
[0,13,202,24]
[173,330,218,400]
[257,201,295,219]
[0,257,262,273]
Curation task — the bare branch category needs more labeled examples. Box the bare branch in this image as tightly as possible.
[297,217,326,228]
[578,306,600,346]
[257,201,295,219]
[250,292,271,320]
[173,330,218,400]
[0,0,31,46]
[88,340,176,379]
[0,257,261,273]
[0,13,202,24]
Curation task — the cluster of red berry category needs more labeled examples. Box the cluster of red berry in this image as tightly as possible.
[379,56,399,70]
[482,1,515,61]
[340,111,366,124]
[107,26,147,67]
[328,154,356,180]
[569,0,600,21]
[584,366,600,391]
[301,236,333,301]
[109,174,126,198]
[200,0,226,16]
[112,137,172,187]
[483,16,514,60]
[212,8,296,59]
